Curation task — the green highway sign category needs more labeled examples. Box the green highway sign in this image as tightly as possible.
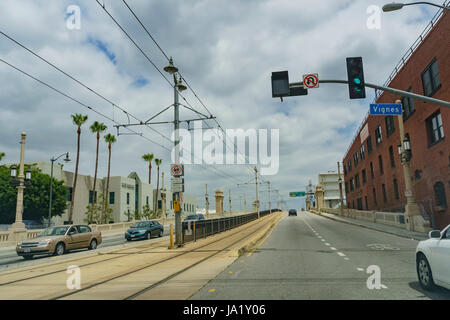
[289,192,306,197]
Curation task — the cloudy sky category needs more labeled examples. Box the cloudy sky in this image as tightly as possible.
[0,0,439,210]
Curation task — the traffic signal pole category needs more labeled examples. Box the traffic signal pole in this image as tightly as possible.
[289,79,450,108]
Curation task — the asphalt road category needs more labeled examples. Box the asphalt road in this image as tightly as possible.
[191,211,450,300]
[0,229,170,269]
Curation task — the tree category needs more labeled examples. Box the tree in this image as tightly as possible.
[154,158,162,213]
[89,121,107,223]
[85,194,112,224]
[142,204,159,220]
[103,133,116,223]
[142,153,154,184]
[0,166,67,224]
[0,152,5,162]
[69,113,88,223]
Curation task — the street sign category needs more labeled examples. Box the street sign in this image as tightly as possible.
[173,200,181,212]
[171,164,184,176]
[303,74,319,89]
[289,192,306,197]
[171,177,184,193]
[369,104,402,115]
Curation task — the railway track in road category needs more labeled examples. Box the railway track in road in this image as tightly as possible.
[50,213,280,300]
[0,239,169,286]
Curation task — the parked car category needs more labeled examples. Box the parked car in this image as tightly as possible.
[184,214,206,221]
[16,225,102,260]
[288,209,297,216]
[416,224,450,290]
[125,221,164,241]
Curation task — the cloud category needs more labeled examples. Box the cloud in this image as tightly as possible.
[0,0,438,209]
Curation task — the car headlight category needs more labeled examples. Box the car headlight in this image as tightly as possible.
[18,241,23,246]
[38,239,52,246]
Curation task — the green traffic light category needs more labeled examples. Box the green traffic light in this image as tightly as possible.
[353,78,361,84]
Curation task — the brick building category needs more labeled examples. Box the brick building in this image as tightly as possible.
[343,8,449,229]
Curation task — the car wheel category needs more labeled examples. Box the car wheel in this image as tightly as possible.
[147,232,151,240]
[54,242,65,256]
[417,254,435,290]
[158,230,163,237]
[89,239,97,250]
[23,255,33,260]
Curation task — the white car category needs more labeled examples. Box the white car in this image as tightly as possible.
[416,224,450,290]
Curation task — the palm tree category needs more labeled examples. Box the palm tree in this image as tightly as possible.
[89,121,107,222]
[69,114,88,223]
[142,153,154,184]
[154,158,162,214]
[103,133,116,223]
[0,152,5,162]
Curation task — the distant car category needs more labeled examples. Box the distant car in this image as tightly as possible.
[125,221,164,241]
[22,220,45,230]
[184,214,206,221]
[16,225,102,260]
[416,224,450,290]
[288,209,297,216]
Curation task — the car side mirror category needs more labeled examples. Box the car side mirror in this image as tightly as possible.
[429,230,441,239]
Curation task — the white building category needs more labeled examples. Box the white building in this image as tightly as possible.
[317,172,346,209]
[27,161,196,225]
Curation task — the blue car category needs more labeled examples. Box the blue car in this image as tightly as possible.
[125,221,164,241]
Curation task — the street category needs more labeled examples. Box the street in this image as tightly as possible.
[191,211,450,300]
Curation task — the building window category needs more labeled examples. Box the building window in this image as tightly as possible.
[126,192,130,205]
[345,182,349,194]
[354,152,359,167]
[348,160,352,172]
[170,201,173,209]
[367,136,373,154]
[378,155,384,175]
[434,182,447,208]
[427,111,444,145]
[89,191,97,203]
[66,187,73,202]
[158,200,162,209]
[370,162,374,179]
[146,196,149,205]
[402,87,415,120]
[109,192,115,204]
[375,126,382,145]
[382,184,387,203]
[393,179,399,200]
[422,58,441,97]
[373,188,377,206]
[385,116,395,137]
[344,164,347,176]
[350,178,354,191]
[362,169,367,184]
[357,198,363,210]
[360,145,365,160]
[389,146,395,168]
[365,196,369,211]
[355,174,360,189]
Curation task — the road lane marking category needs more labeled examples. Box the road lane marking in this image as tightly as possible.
[344,257,349,260]
[357,268,364,271]
[381,284,388,289]
[330,247,337,251]
[337,252,346,257]
[325,243,330,246]
[228,271,233,274]
[208,289,216,293]
[321,239,325,242]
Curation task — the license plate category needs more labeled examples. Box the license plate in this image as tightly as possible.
[131,234,135,237]
[24,248,31,253]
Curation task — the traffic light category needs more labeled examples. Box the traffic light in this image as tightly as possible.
[271,71,307,100]
[346,57,366,99]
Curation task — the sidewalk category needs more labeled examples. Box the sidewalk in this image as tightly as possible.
[311,210,428,241]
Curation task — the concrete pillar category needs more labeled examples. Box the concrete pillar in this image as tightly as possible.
[215,189,224,215]
[315,184,325,211]
[252,200,259,212]
[161,172,166,223]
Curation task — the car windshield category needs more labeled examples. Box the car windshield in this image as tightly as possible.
[131,222,149,228]
[38,226,69,236]
[185,215,199,220]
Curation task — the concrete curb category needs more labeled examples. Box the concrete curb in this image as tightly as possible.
[310,211,427,241]
[233,212,285,257]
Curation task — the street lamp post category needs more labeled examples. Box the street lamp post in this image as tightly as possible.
[395,100,429,232]
[382,2,450,12]
[48,153,70,227]
[10,132,30,239]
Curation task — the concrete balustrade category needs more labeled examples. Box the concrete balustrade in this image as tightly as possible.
[319,207,406,228]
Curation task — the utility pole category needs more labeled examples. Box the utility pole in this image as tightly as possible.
[268,181,271,213]
[228,189,232,214]
[337,161,344,216]
[205,184,209,217]
[244,192,247,212]
[255,167,260,218]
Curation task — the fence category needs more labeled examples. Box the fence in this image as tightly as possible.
[181,209,280,244]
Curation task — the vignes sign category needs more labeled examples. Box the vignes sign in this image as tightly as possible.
[369,104,402,116]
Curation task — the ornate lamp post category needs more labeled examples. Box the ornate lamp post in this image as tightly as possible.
[48,153,70,227]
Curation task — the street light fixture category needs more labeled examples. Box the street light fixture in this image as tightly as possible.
[25,169,31,182]
[382,2,450,12]
[48,152,70,227]
[163,57,179,75]
[10,165,17,178]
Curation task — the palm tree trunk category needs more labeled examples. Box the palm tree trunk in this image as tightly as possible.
[91,132,100,223]
[104,143,112,224]
[155,166,160,215]
[69,126,81,222]
[149,163,152,184]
